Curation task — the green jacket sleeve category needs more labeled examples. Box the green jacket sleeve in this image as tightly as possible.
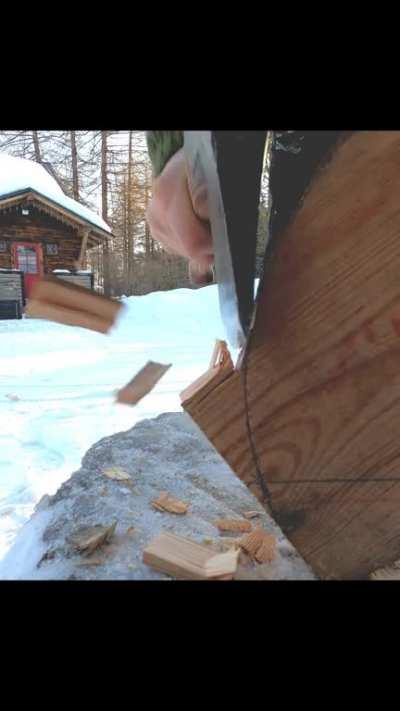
[146,131,184,177]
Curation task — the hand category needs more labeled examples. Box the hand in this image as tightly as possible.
[146,148,214,285]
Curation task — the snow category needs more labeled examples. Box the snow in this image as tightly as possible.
[0,154,111,234]
[0,284,239,563]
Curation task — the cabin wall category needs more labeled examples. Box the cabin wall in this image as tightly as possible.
[0,207,82,272]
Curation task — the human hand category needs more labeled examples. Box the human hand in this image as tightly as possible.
[146,148,214,285]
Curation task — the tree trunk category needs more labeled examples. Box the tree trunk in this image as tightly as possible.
[70,130,80,201]
[32,131,42,162]
[101,131,111,296]
[144,163,152,260]
[127,130,134,294]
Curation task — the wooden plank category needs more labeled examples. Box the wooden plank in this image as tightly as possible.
[142,532,239,580]
[182,131,400,580]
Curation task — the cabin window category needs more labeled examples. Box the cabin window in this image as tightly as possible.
[0,241,6,252]
[15,245,39,273]
[46,243,58,255]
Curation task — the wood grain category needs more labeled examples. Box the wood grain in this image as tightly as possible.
[183,131,400,579]
[142,532,239,580]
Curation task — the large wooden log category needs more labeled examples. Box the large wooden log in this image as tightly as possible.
[182,131,400,580]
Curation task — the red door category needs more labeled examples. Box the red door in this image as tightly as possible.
[12,243,43,298]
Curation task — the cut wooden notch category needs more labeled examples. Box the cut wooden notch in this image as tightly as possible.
[214,518,252,533]
[143,532,239,580]
[116,361,171,406]
[26,276,123,334]
[180,339,234,406]
[152,491,189,514]
[243,511,262,519]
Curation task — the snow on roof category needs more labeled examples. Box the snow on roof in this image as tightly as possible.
[0,153,111,234]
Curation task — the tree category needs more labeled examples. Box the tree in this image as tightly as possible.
[70,131,80,201]
[101,130,111,296]
[32,131,42,163]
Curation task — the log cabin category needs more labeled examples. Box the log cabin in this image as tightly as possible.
[0,154,111,319]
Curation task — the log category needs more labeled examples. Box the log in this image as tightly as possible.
[182,131,400,580]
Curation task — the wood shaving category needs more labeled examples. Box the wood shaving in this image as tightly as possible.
[370,560,400,580]
[152,491,189,515]
[68,522,117,556]
[243,511,262,519]
[102,466,131,481]
[75,557,103,567]
[214,518,252,533]
[238,528,277,563]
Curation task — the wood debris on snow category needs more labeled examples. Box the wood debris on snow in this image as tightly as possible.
[370,560,400,580]
[152,491,189,515]
[238,528,277,563]
[143,532,239,580]
[26,276,123,334]
[75,557,103,567]
[102,466,131,481]
[67,522,117,556]
[214,518,252,533]
[116,361,171,406]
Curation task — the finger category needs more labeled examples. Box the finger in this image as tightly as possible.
[186,175,209,222]
[189,260,214,286]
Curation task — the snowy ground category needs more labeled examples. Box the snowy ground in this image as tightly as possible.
[0,285,235,562]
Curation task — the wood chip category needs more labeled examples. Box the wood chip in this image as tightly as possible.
[214,518,252,533]
[102,466,131,481]
[116,361,171,406]
[26,276,123,334]
[152,491,189,515]
[143,532,239,580]
[68,522,117,556]
[25,299,111,334]
[75,557,103,567]
[238,528,277,563]
[243,511,262,519]
[370,561,400,580]
[30,276,122,323]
